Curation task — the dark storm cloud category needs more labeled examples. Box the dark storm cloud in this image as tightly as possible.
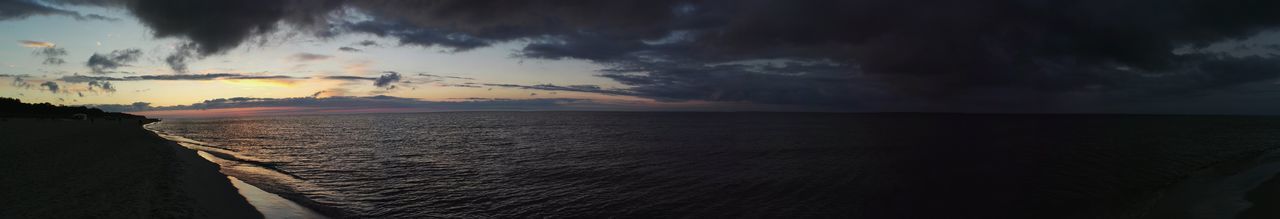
[86,48,142,74]
[44,0,1280,111]
[354,0,1280,111]
[344,20,490,52]
[338,46,361,52]
[0,0,117,21]
[59,73,301,83]
[597,60,875,106]
[344,0,1280,109]
[121,0,292,55]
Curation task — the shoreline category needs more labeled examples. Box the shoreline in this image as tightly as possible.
[1239,151,1280,218]
[1142,148,1280,219]
[147,122,336,218]
[0,118,261,218]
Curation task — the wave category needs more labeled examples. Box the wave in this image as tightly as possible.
[138,112,1280,218]
[144,122,349,218]
[1142,148,1280,219]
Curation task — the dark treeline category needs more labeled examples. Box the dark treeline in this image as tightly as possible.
[0,97,147,120]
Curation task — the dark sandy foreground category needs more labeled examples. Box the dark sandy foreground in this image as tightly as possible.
[1243,173,1280,218]
[0,118,261,218]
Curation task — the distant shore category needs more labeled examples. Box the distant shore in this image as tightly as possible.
[0,118,261,218]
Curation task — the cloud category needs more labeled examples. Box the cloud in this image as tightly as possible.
[343,20,490,52]
[86,48,142,74]
[322,72,405,90]
[10,75,31,89]
[309,88,349,98]
[20,40,67,65]
[59,73,301,83]
[33,47,67,65]
[356,40,379,47]
[322,75,376,81]
[18,40,54,48]
[596,60,874,106]
[88,95,611,117]
[87,80,115,92]
[0,0,117,21]
[224,75,298,80]
[56,73,300,94]
[480,83,633,96]
[338,46,361,52]
[417,73,473,80]
[39,81,59,93]
[100,81,115,91]
[133,73,290,81]
[57,74,122,83]
[164,42,196,73]
[374,71,401,88]
[438,83,481,88]
[121,0,312,56]
[289,52,332,61]
[348,0,1280,111]
[45,0,1280,112]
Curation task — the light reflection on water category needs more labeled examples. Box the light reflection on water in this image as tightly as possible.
[197,151,327,219]
[228,176,326,219]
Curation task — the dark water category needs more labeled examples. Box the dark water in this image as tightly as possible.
[146,112,1280,218]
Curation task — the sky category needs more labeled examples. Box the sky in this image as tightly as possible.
[2,0,1280,117]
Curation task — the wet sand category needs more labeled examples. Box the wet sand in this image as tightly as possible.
[1241,154,1280,219]
[198,152,327,219]
[0,118,261,218]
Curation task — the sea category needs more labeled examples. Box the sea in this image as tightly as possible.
[143,112,1280,218]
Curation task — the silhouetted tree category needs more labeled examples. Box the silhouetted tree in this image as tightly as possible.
[0,97,147,120]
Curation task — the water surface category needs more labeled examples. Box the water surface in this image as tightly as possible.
[147,112,1280,218]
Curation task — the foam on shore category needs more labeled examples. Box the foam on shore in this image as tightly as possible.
[147,122,332,219]
[1142,149,1280,219]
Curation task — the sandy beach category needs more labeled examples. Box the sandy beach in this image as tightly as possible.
[1242,173,1280,218]
[0,118,261,218]
[1240,153,1280,219]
